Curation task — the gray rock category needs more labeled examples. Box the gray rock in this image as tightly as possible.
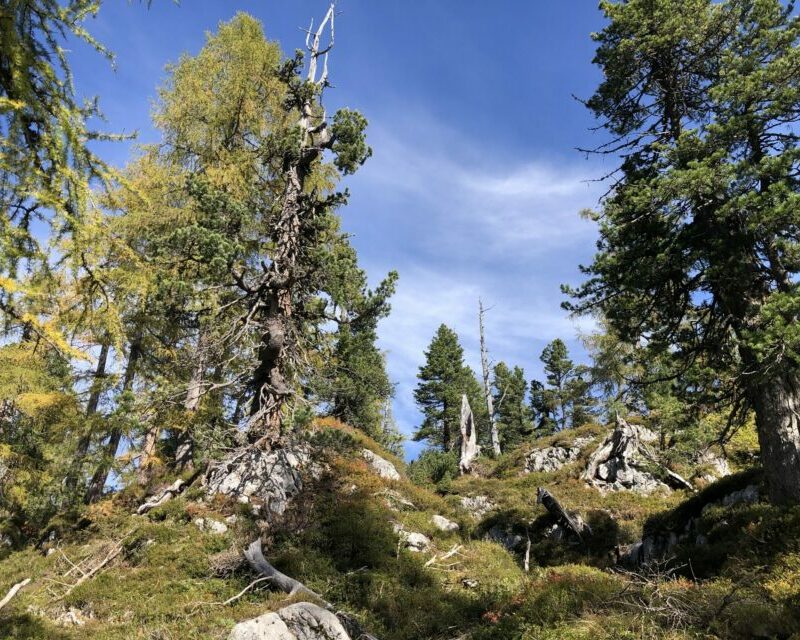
[460,495,496,519]
[393,524,431,552]
[431,514,459,532]
[695,451,731,483]
[205,445,311,520]
[486,525,524,551]
[228,602,350,640]
[194,517,228,535]
[361,449,400,481]
[525,437,594,473]
[721,484,759,507]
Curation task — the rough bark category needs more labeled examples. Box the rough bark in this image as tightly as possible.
[65,341,109,492]
[751,371,800,504]
[459,394,480,474]
[85,339,141,504]
[248,11,334,444]
[174,332,208,471]
[479,299,501,456]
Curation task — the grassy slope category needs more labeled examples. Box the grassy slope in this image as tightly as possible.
[1,419,798,640]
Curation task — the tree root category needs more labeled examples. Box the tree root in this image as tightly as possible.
[243,538,379,640]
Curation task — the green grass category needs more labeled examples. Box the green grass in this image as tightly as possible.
[1,422,797,640]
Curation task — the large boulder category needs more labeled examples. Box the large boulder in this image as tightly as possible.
[582,418,670,495]
[205,445,311,519]
[524,437,595,473]
[228,602,350,640]
[361,449,401,481]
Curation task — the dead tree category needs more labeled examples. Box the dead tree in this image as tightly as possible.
[247,3,369,446]
[459,394,480,474]
[479,299,501,456]
[536,487,590,541]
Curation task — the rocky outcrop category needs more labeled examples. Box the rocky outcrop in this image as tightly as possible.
[361,449,401,481]
[431,514,459,532]
[460,495,496,520]
[524,436,594,473]
[228,602,350,640]
[694,450,731,484]
[619,478,760,567]
[205,445,311,519]
[582,417,672,494]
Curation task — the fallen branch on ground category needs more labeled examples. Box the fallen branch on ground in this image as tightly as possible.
[52,529,135,600]
[0,578,31,611]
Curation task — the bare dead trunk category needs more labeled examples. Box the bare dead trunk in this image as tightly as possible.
[459,394,480,474]
[479,299,501,456]
[85,340,141,503]
[751,371,800,504]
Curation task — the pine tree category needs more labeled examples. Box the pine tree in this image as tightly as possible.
[534,339,593,431]
[492,362,532,449]
[565,0,800,502]
[413,325,483,451]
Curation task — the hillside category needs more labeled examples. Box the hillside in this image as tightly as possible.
[1,418,798,640]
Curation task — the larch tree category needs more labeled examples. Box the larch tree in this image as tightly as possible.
[565,0,800,502]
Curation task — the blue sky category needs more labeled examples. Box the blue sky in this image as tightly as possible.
[70,1,617,459]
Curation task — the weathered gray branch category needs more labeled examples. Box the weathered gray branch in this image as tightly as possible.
[243,539,379,640]
[244,539,324,600]
[0,578,31,611]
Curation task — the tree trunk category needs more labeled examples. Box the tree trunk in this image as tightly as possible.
[751,371,800,504]
[479,299,501,456]
[85,340,141,503]
[65,342,109,493]
[459,394,480,474]
[174,332,209,470]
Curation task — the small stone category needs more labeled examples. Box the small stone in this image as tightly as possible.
[194,517,228,535]
[393,524,431,552]
[431,514,459,532]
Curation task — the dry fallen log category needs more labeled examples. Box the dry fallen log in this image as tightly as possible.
[536,487,590,541]
[0,578,31,611]
[244,538,379,640]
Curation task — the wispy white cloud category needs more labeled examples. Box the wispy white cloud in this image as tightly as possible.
[342,110,606,457]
